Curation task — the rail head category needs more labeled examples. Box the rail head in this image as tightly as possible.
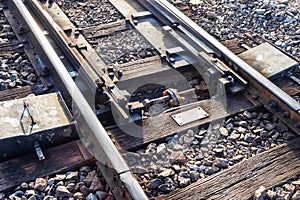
[11,0,148,199]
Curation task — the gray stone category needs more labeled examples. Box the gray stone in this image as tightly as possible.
[95,191,108,200]
[266,190,276,199]
[147,178,163,189]
[190,171,200,182]
[66,183,76,192]
[158,169,175,178]
[292,191,300,200]
[79,166,92,173]
[206,11,216,19]
[157,143,167,155]
[25,190,35,197]
[198,130,207,136]
[195,155,204,161]
[179,171,190,178]
[198,165,207,172]
[28,196,37,200]
[43,196,54,200]
[219,127,228,137]
[66,171,78,181]
[232,154,244,161]
[47,178,55,186]
[229,131,240,140]
[179,177,191,188]
[13,191,24,197]
[55,186,71,198]
[239,121,248,128]
[173,144,184,151]
[169,151,186,163]
[243,111,253,119]
[84,170,96,187]
[203,159,213,166]
[182,135,193,144]
[20,182,29,190]
[254,186,266,200]
[34,178,47,192]
[74,192,84,199]
[200,139,210,146]
[244,133,255,143]
[79,185,90,196]
[240,0,248,3]
[158,183,174,194]
[89,176,104,192]
[87,193,98,200]
[54,174,66,182]
[283,132,296,140]
[265,124,275,131]
[213,148,224,154]
[205,167,214,175]
[256,9,266,15]
[237,127,247,134]
[214,158,228,168]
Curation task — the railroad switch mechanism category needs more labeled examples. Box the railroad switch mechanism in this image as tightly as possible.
[0,92,75,161]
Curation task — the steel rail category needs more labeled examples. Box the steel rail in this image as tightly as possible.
[12,0,147,199]
[141,0,300,113]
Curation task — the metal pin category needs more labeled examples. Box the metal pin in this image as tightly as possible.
[34,142,45,161]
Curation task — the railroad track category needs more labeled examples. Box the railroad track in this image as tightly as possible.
[0,0,300,199]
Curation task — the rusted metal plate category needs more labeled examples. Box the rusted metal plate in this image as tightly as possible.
[171,107,209,126]
[238,43,298,79]
[0,92,72,138]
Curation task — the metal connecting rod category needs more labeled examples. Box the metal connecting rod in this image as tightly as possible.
[12,0,147,199]
[143,0,300,113]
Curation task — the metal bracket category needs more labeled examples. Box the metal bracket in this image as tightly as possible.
[34,142,45,161]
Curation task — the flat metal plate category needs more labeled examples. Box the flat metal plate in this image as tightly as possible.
[0,92,72,138]
[238,43,298,79]
[171,107,209,126]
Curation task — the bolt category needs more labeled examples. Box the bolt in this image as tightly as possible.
[74,31,80,37]
[251,93,259,100]
[169,57,175,63]
[95,79,104,87]
[133,19,138,25]
[118,69,123,79]
[109,72,115,80]
[108,65,114,72]
[77,27,83,33]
